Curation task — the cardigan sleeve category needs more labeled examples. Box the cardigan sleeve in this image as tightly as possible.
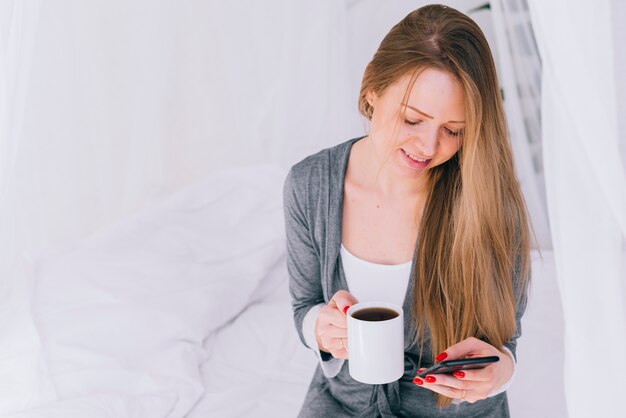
[283,166,326,349]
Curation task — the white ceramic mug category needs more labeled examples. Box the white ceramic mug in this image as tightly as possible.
[347,301,404,384]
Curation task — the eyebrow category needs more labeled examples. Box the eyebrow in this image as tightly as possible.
[402,103,465,124]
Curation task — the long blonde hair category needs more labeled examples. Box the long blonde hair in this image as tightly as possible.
[358,5,531,408]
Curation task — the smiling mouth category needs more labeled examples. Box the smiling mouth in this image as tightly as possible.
[402,149,431,163]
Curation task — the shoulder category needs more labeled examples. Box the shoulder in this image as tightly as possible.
[283,137,361,198]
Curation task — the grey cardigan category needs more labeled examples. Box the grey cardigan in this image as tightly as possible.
[283,137,527,417]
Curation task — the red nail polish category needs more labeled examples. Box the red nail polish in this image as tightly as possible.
[453,371,465,378]
[413,377,424,385]
[435,352,448,362]
[418,368,426,373]
[342,306,350,315]
[425,375,436,383]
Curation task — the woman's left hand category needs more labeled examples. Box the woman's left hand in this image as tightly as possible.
[413,337,514,403]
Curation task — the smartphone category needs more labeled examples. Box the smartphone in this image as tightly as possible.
[416,355,500,378]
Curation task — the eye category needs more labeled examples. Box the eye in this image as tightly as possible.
[444,127,463,137]
[404,118,422,126]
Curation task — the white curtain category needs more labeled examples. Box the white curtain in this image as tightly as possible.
[0,0,40,276]
[0,0,356,262]
[490,0,551,250]
[0,0,58,413]
[615,0,626,181]
[528,0,626,417]
[0,0,358,273]
[0,0,356,413]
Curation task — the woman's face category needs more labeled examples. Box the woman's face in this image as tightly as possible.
[367,68,466,180]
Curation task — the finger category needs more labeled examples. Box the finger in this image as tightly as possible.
[326,338,348,357]
[317,324,348,340]
[319,305,348,329]
[330,290,359,316]
[423,383,488,403]
[420,374,492,400]
[417,382,467,400]
[451,368,492,382]
[436,337,490,362]
[420,374,472,390]
[325,309,348,329]
[331,348,349,359]
[325,337,345,351]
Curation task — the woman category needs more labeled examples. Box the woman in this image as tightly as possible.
[283,4,530,417]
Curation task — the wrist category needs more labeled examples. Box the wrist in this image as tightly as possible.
[498,348,515,385]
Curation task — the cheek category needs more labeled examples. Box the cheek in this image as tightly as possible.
[404,126,419,136]
[440,139,461,160]
[370,112,394,135]
[452,142,462,155]
[446,136,462,153]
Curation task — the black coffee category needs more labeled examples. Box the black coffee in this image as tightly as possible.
[351,307,399,322]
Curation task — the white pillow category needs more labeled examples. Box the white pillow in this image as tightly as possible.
[28,164,287,417]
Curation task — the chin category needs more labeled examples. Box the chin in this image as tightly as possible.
[394,159,428,179]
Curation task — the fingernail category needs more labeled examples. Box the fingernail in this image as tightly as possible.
[425,375,436,383]
[435,352,448,362]
[342,306,350,315]
[418,368,426,373]
[453,371,465,378]
[413,377,424,385]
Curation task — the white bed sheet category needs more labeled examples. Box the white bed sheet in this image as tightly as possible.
[5,164,291,418]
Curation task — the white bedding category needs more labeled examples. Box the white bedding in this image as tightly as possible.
[1,164,565,417]
[3,164,316,418]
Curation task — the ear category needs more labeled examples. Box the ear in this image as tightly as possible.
[366,91,377,107]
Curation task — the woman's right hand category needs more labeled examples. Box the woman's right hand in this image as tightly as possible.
[315,290,359,359]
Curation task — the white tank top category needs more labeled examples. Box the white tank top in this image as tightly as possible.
[340,243,412,307]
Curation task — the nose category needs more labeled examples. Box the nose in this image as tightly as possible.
[416,127,439,157]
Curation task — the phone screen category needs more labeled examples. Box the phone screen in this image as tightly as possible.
[416,355,500,378]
